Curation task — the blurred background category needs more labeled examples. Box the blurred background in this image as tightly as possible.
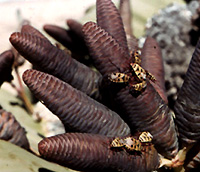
[0,0,184,53]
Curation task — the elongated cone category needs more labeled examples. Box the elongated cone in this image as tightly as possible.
[119,0,138,51]
[66,19,83,38]
[21,24,48,40]
[96,0,129,55]
[23,69,130,137]
[174,38,200,146]
[38,133,160,172]
[43,22,88,59]
[114,82,178,159]
[0,50,14,86]
[141,37,168,103]
[43,25,72,45]
[9,32,102,99]
[82,22,130,75]
[119,0,132,36]
[0,109,30,149]
[119,0,138,52]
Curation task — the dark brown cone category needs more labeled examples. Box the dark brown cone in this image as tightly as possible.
[96,0,129,55]
[66,19,83,38]
[174,38,200,146]
[114,82,178,159]
[38,133,160,172]
[119,0,132,36]
[126,34,139,52]
[21,24,48,40]
[141,37,168,103]
[82,22,130,75]
[0,109,30,149]
[43,24,88,59]
[43,24,72,45]
[119,0,138,52]
[23,69,130,137]
[9,32,102,99]
[0,50,14,86]
[66,19,90,60]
